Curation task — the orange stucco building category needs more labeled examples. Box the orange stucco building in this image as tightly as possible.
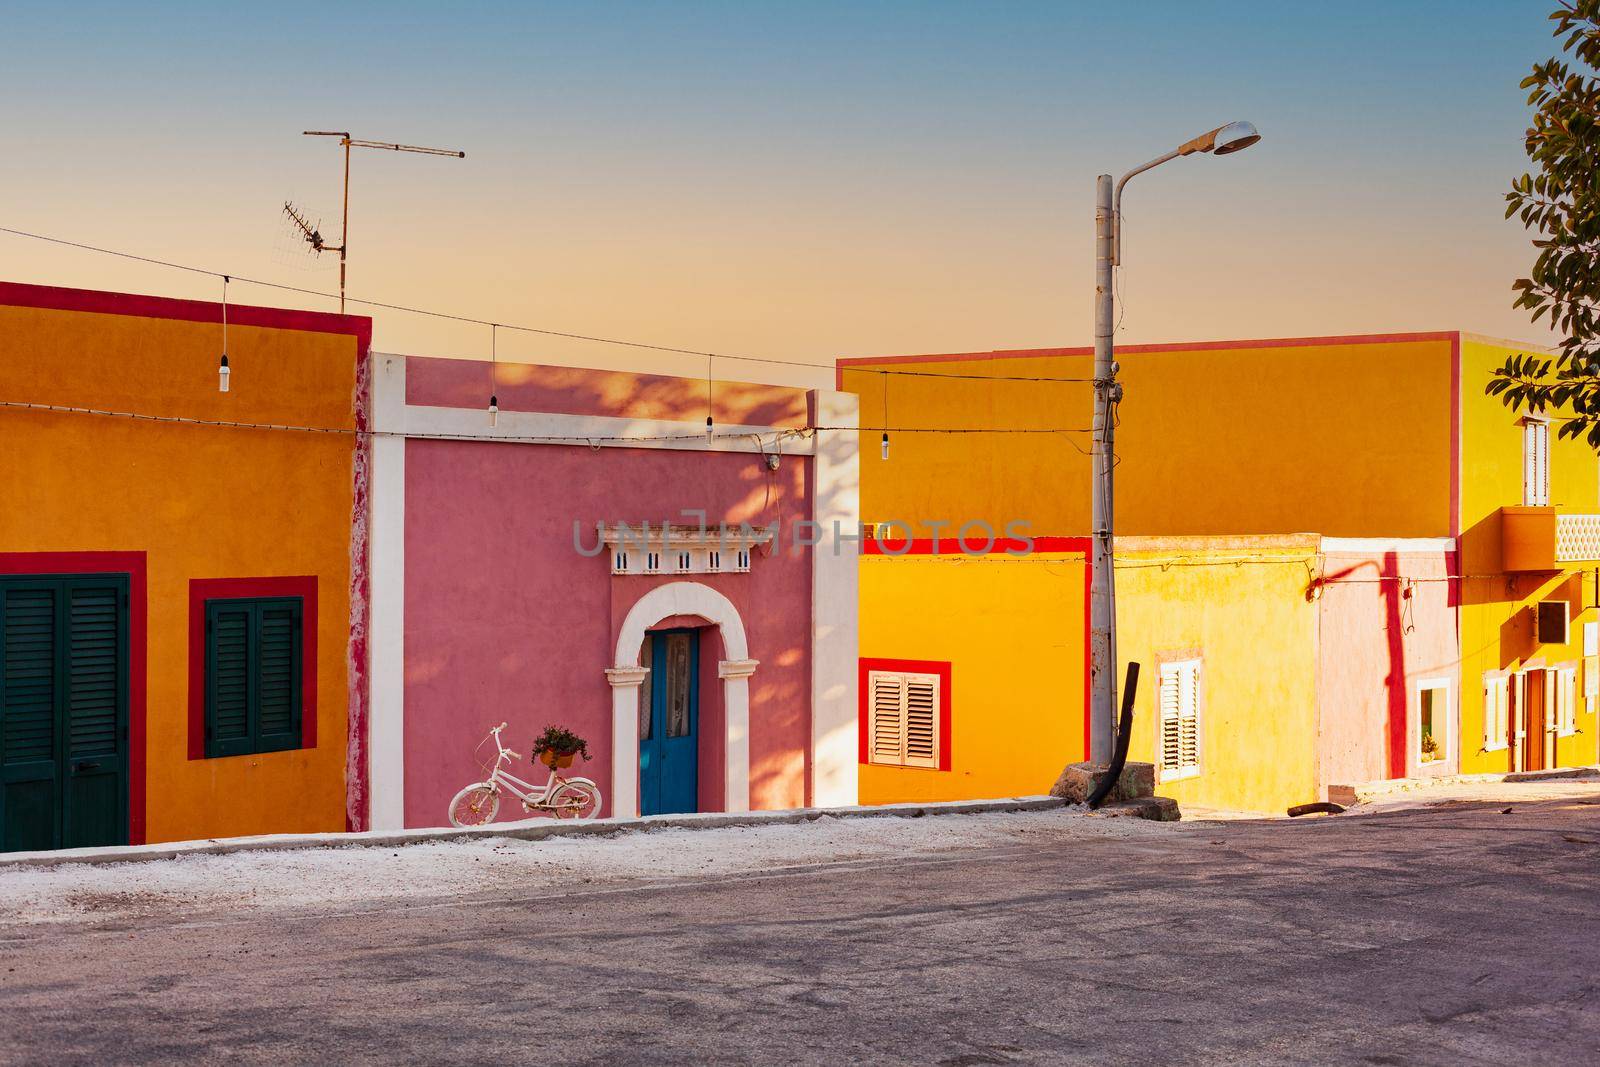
[0,282,370,850]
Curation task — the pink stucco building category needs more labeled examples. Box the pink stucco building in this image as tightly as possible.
[364,354,860,827]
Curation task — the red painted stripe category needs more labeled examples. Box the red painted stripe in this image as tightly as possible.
[187,576,320,760]
[863,535,1089,556]
[837,331,1460,369]
[858,657,953,771]
[1082,555,1093,761]
[0,280,372,352]
[0,552,148,845]
[1449,333,1461,539]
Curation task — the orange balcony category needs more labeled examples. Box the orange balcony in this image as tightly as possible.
[1501,506,1600,572]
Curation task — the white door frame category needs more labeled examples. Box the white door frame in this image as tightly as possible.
[606,581,757,817]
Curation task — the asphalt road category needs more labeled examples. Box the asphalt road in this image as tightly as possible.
[3,791,1600,1065]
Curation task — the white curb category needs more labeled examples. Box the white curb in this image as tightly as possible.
[0,796,1075,869]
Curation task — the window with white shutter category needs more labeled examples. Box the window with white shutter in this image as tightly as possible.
[1557,667,1578,736]
[1523,418,1550,506]
[867,670,941,769]
[1157,659,1201,782]
[1483,673,1509,752]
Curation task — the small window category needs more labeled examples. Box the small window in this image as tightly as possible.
[1483,673,1509,752]
[1158,660,1201,782]
[205,597,304,758]
[866,670,941,769]
[1523,417,1550,506]
[1417,680,1450,765]
[1557,667,1578,737]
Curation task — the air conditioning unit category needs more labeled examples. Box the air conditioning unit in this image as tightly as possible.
[1537,599,1571,645]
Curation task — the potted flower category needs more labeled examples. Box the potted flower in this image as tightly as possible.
[532,725,592,769]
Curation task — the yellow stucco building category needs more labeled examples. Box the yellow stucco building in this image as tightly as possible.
[843,331,1596,814]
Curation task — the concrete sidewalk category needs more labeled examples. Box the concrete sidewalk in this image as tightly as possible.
[1330,765,1599,806]
[0,794,1173,870]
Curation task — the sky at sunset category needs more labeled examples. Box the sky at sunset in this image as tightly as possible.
[0,1,1566,387]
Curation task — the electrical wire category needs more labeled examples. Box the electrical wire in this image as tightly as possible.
[2,224,1101,383]
[0,223,1113,383]
[0,400,1094,442]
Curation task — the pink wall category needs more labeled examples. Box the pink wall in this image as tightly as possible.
[406,355,810,428]
[1316,549,1458,792]
[402,437,814,826]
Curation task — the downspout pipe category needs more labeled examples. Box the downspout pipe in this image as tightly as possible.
[1088,662,1140,809]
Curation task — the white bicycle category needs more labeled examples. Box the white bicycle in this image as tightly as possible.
[447,723,604,826]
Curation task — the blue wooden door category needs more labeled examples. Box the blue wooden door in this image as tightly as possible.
[639,629,699,816]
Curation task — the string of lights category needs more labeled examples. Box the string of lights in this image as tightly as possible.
[1,225,1098,384]
[0,400,1096,443]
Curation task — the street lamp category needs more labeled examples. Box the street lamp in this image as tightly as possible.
[1087,121,1261,768]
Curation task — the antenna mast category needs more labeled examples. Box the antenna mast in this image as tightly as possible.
[300,131,466,313]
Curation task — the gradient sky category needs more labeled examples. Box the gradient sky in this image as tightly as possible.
[0,1,1566,387]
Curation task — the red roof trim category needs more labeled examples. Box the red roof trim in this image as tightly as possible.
[0,280,371,346]
[838,331,1462,369]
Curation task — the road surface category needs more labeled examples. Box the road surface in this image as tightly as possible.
[2,785,1598,1065]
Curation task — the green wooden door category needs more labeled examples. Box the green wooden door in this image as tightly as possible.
[0,575,129,852]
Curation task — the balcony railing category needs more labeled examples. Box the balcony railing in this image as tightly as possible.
[1502,507,1600,572]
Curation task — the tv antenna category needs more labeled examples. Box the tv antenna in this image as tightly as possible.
[298,131,467,313]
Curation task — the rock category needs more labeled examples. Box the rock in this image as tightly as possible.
[1049,761,1156,804]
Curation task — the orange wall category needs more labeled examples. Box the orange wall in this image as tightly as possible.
[841,335,1456,539]
[0,290,365,843]
[858,546,1088,803]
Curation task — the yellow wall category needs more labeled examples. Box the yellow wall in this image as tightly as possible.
[1458,337,1600,773]
[842,336,1455,539]
[858,548,1087,803]
[0,297,362,843]
[1115,538,1321,814]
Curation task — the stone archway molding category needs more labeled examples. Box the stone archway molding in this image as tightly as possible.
[606,581,757,817]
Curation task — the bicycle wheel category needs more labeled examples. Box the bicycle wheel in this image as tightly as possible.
[548,781,602,820]
[448,783,501,828]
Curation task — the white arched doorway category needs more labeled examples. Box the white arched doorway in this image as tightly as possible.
[604,581,758,818]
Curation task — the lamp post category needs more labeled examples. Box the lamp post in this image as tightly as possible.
[1088,121,1262,767]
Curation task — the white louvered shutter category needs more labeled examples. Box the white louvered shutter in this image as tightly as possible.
[867,669,940,768]
[1525,420,1550,506]
[903,676,939,768]
[868,672,906,765]
[1159,660,1201,781]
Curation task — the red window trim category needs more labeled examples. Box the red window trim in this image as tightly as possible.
[0,551,149,845]
[858,657,953,771]
[188,576,319,760]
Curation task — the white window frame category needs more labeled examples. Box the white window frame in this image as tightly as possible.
[1157,659,1202,783]
[1523,416,1551,507]
[1483,673,1509,752]
[1416,677,1452,766]
[1556,665,1579,737]
[866,670,940,769]
[1585,622,1599,714]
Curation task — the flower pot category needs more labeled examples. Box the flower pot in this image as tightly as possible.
[539,750,576,769]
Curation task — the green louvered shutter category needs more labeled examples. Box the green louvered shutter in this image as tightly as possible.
[254,600,302,752]
[206,601,255,758]
[205,597,303,757]
[1,585,61,852]
[61,582,128,848]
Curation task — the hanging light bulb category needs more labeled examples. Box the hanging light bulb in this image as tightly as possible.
[489,393,499,427]
[881,431,889,460]
[218,275,231,393]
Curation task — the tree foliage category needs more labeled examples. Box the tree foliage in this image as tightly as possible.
[1490,1,1600,448]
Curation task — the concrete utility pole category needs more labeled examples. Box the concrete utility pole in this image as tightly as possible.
[1087,121,1262,768]
[1089,174,1118,765]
